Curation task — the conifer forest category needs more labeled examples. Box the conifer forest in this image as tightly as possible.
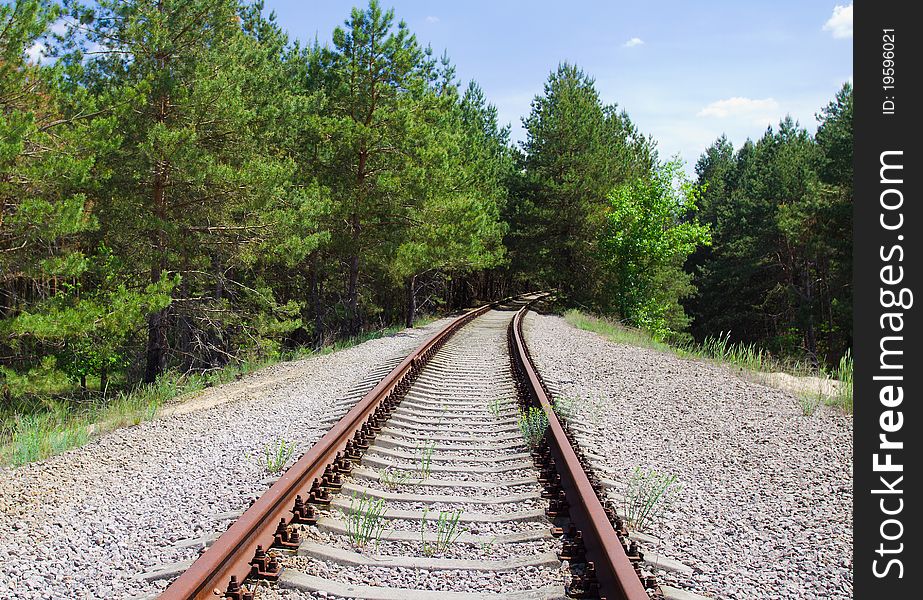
[1,0,853,421]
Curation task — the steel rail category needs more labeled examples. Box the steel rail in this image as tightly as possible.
[159,302,495,600]
[511,302,650,600]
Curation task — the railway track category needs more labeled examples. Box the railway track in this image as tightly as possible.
[156,297,672,600]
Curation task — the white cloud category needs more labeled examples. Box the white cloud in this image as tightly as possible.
[823,4,853,39]
[50,18,69,37]
[425,15,440,24]
[623,37,644,48]
[25,42,46,64]
[697,96,780,119]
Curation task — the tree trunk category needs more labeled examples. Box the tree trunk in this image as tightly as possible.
[144,40,169,384]
[99,365,108,397]
[310,251,323,349]
[144,304,168,383]
[347,251,360,336]
[404,275,416,328]
[803,261,818,369]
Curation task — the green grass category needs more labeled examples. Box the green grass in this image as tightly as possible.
[259,437,296,474]
[564,310,674,353]
[343,492,389,549]
[421,508,464,556]
[831,349,853,412]
[564,309,854,413]
[517,406,549,448]
[1,314,438,468]
[378,466,412,489]
[1,374,199,467]
[416,439,436,481]
[487,397,505,418]
[623,466,682,532]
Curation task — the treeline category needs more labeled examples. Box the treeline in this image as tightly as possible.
[1,0,852,408]
[686,84,853,367]
[505,64,710,339]
[506,68,853,367]
[1,0,511,398]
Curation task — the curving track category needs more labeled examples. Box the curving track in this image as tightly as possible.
[157,298,660,600]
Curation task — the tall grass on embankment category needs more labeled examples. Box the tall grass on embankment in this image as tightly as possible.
[563,310,853,413]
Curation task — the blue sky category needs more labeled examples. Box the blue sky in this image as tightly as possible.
[262,1,852,175]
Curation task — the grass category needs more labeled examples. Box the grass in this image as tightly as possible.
[259,437,296,474]
[343,492,389,549]
[421,508,464,556]
[623,466,682,532]
[517,406,549,448]
[564,309,854,413]
[565,310,673,354]
[378,466,411,489]
[1,374,195,466]
[1,314,438,468]
[832,349,853,412]
[487,397,505,418]
[416,439,436,480]
[552,396,576,422]
[798,392,821,416]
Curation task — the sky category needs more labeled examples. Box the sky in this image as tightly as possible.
[267,1,851,176]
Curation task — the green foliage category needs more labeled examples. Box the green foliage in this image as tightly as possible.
[343,492,389,549]
[599,161,711,337]
[623,466,681,532]
[487,397,505,418]
[509,63,655,301]
[258,437,296,474]
[831,349,853,412]
[517,406,548,448]
[421,508,464,556]
[687,85,853,369]
[552,396,576,422]
[416,439,436,481]
[378,466,411,489]
[2,1,512,448]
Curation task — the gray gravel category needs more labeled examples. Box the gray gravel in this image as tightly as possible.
[523,313,853,600]
[0,318,453,600]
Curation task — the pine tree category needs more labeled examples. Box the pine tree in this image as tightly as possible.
[71,0,292,380]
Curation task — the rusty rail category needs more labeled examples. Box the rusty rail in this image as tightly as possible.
[510,301,650,600]
[159,302,494,600]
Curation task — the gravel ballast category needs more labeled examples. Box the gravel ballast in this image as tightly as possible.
[0,318,453,600]
[524,313,853,600]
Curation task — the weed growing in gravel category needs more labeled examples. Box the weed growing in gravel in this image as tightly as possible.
[517,406,548,448]
[552,396,576,422]
[2,378,171,466]
[421,507,464,556]
[487,397,505,418]
[416,439,436,480]
[378,466,411,489]
[259,438,296,474]
[8,413,90,465]
[798,392,821,416]
[344,493,389,549]
[624,466,681,532]
[479,537,497,556]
